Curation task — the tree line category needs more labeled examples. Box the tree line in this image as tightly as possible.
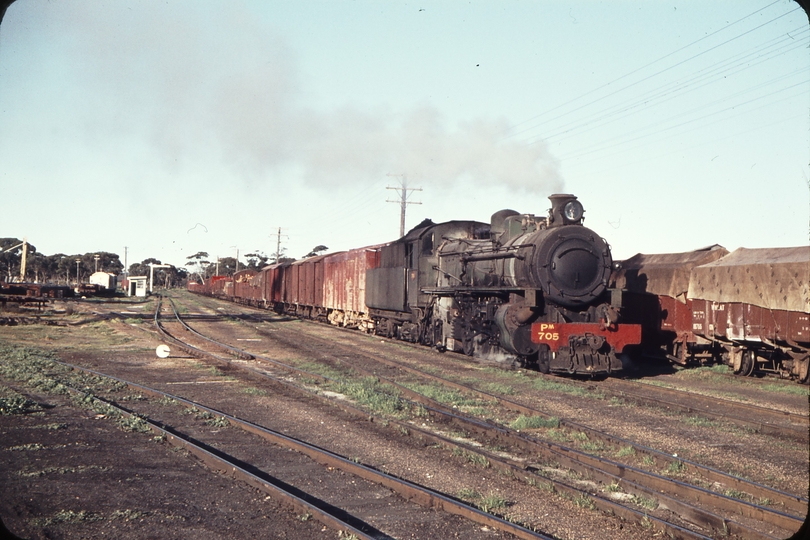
[0,238,328,287]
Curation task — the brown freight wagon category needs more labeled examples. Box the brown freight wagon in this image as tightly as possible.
[259,262,290,309]
[614,245,810,382]
[687,246,810,381]
[232,269,258,305]
[298,254,328,318]
[322,246,383,330]
[613,245,729,365]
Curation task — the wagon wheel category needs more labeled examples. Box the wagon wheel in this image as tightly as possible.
[737,350,756,377]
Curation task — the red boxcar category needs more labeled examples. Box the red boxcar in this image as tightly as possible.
[232,269,258,305]
[321,246,383,329]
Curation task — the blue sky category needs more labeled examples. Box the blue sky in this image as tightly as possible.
[0,0,807,270]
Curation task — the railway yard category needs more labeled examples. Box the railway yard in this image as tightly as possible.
[0,291,807,539]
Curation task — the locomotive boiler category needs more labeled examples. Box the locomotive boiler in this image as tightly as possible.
[366,194,642,375]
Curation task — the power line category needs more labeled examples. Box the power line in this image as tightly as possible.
[528,28,809,147]
[560,79,810,160]
[507,2,802,142]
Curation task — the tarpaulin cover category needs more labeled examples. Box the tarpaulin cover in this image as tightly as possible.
[687,246,810,313]
[613,245,728,302]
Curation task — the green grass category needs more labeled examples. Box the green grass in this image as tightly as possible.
[452,447,490,468]
[334,377,406,416]
[481,381,516,395]
[632,495,658,510]
[760,383,809,396]
[7,443,45,451]
[400,381,489,410]
[479,492,508,513]
[665,460,686,475]
[509,414,560,430]
[573,494,596,510]
[240,387,268,396]
[0,394,39,415]
[580,440,605,453]
[681,415,720,428]
[615,445,636,458]
[458,488,481,500]
[605,482,623,493]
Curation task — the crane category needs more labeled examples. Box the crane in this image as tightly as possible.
[0,237,29,282]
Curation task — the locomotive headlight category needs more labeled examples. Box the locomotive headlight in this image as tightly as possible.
[563,200,584,222]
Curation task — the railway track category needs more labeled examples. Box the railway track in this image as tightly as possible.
[159,293,806,539]
[596,377,808,439]
[51,362,553,540]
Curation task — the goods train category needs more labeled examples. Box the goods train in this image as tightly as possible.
[190,194,643,376]
[613,245,810,383]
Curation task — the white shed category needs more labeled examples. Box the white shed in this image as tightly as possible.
[90,272,117,290]
[124,276,148,297]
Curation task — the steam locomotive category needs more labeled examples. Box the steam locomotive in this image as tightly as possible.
[191,194,643,376]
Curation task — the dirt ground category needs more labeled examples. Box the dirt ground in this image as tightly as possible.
[1,296,807,540]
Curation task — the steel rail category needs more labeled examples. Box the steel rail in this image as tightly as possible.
[156,296,805,537]
[55,382,378,539]
[53,361,555,540]
[317,359,802,537]
[158,304,794,538]
[152,296,234,363]
[603,378,808,430]
[325,346,810,518]
[166,297,254,360]
[236,312,808,522]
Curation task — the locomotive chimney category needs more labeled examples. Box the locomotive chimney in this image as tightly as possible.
[547,194,584,228]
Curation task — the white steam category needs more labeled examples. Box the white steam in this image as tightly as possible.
[62,1,563,193]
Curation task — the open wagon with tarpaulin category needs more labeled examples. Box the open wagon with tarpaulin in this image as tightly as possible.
[613,245,730,366]
[687,246,810,381]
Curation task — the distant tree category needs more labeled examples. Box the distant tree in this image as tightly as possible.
[128,258,161,279]
[210,256,237,277]
[303,245,328,258]
[185,251,210,284]
[267,247,295,265]
[27,252,49,283]
[89,252,124,275]
[152,265,182,289]
[244,251,269,271]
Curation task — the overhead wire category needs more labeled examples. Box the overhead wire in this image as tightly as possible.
[571,106,807,179]
[527,26,809,146]
[537,39,810,156]
[503,1,799,141]
[557,74,809,163]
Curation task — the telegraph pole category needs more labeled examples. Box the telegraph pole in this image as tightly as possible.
[386,175,422,237]
[273,227,288,263]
